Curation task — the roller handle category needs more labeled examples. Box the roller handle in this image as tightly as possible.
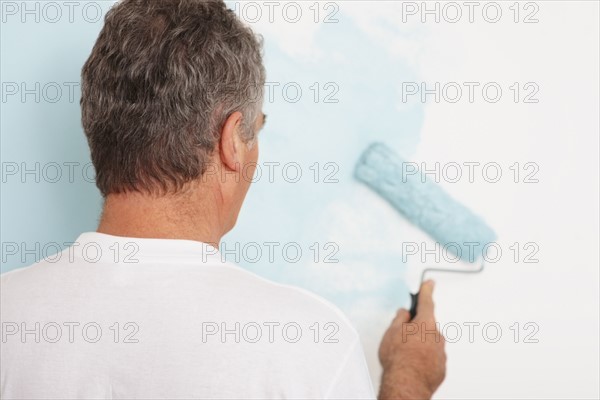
[409,292,419,320]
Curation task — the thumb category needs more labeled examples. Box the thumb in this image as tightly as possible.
[393,308,411,325]
[417,280,436,320]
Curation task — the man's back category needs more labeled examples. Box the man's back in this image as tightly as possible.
[1,232,375,399]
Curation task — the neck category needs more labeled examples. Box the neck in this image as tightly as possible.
[97,182,225,249]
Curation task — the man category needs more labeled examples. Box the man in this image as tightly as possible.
[0,0,446,398]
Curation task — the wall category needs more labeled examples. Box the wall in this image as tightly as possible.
[1,1,598,398]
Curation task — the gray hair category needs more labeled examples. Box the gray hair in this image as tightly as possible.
[81,0,265,196]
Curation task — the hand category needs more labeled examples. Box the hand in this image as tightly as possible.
[378,280,447,400]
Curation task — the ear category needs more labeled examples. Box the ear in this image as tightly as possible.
[219,111,243,172]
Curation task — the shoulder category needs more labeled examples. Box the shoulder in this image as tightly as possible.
[1,250,68,287]
[1,249,75,309]
[218,261,361,338]
[1,262,45,288]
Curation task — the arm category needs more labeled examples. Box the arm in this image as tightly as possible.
[378,280,447,400]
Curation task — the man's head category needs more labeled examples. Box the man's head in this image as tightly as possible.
[81,0,266,233]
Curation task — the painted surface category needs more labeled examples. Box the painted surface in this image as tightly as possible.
[1,2,598,398]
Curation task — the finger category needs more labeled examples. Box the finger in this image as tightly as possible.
[417,280,435,320]
[394,308,411,324]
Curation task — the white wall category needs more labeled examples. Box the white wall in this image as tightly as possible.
[248,2,599,397]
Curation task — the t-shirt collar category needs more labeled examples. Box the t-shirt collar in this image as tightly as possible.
[71,231,221,262]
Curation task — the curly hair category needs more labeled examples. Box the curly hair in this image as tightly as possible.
[81,0,265,196]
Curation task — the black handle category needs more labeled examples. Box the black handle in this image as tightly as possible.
[409,292,419,320]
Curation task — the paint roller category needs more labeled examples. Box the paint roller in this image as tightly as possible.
[354,142,496,319]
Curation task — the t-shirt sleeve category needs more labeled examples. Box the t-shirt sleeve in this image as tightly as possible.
[324,338,376,399]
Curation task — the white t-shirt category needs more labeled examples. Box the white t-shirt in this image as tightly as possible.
[1,232,375,399]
